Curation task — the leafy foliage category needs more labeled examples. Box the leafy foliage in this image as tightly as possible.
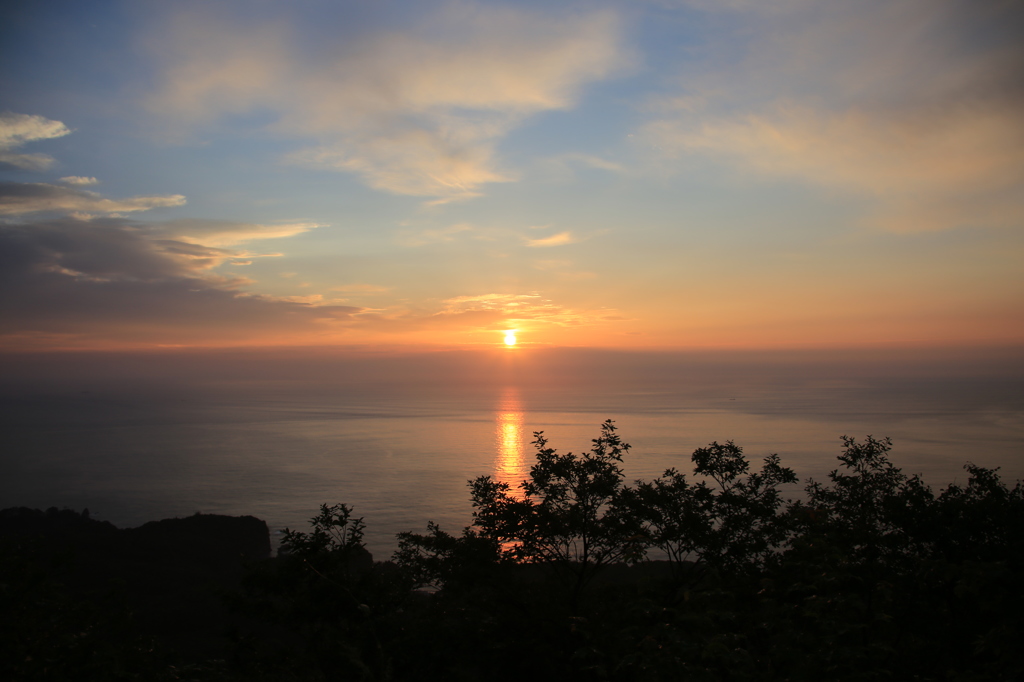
[393,521,499,592]
[799,435,934,567]
[0,535,171,681]
[468,419,642,603]
[233,503,393,681]
[764,438,1024,680]
[279,502,369,574]
[621,441,797,579]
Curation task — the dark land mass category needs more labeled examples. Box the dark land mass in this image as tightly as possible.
[0,505,686,681]
[2,430,1023,681]
[1,507,272,677]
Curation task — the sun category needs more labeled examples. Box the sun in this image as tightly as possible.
[503,330,517,346]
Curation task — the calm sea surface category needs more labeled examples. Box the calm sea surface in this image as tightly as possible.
[3,372,1022,558]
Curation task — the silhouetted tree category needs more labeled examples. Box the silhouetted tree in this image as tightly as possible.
[469,419,642,606]
[393,521,500,592]
[235,503,389,681]
[621,440,797,581]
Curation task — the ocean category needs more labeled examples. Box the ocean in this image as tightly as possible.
[2,347,1022,558]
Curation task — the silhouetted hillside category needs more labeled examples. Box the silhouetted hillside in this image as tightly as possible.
[1,507,269,676]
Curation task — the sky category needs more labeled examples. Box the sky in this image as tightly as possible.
[1,0,1022,352]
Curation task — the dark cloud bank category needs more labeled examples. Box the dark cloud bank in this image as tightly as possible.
[0,214,357,345]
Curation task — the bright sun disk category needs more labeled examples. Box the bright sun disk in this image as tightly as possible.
[504,331,517,346]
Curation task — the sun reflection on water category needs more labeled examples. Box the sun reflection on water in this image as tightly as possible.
[494,387,526,498]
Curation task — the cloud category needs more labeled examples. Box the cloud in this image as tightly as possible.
[331,284,391,294]
[433,292,608,328]
[557,271,597,281]
[60,176,99,185]
[659,0,810,12]
[652,101,1024,231]
[544,152,624,173]
[153,218,322,246]
[526,231,577,247]
[533,259,573,270]
[0,182,186,217]
[644,0,1024,231]
[289,130,512,200]
[242,288,623,340]
[1,217,239,280]
[0,113,71,171]
[395,222,475,247]
[568,154,623,172]
[441,293,543,311]
[265,294,324,305]
[0,216,359,347]
[146,4,624,199]
[532,258,595,281]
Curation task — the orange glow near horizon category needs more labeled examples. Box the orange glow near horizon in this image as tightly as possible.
[494,386,526,498]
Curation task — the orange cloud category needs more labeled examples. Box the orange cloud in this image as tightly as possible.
[526,231,576,247]
[155,219,322,246]
[330,284,391,294]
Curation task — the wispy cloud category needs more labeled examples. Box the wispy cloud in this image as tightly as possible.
[441,293,543,312]
[526,231,576,247]
[434,292,612,328]
[331,284,391,294]
[0,113,71,171]
[395,222,475,246]
[533,259,573,270]
[261,293,325,305]
[0,182,186,217]
[532,258,595,280]
[153,219,322,246]
[557,271,597,281]
[651,102,1024,231]
[60,176,99,185]
[567,154,623,172]
[146,4,624,200]
[644,0,1024,231]
[542,152,625,175]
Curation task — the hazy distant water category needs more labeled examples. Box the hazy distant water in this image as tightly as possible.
[3,352,1022,558]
